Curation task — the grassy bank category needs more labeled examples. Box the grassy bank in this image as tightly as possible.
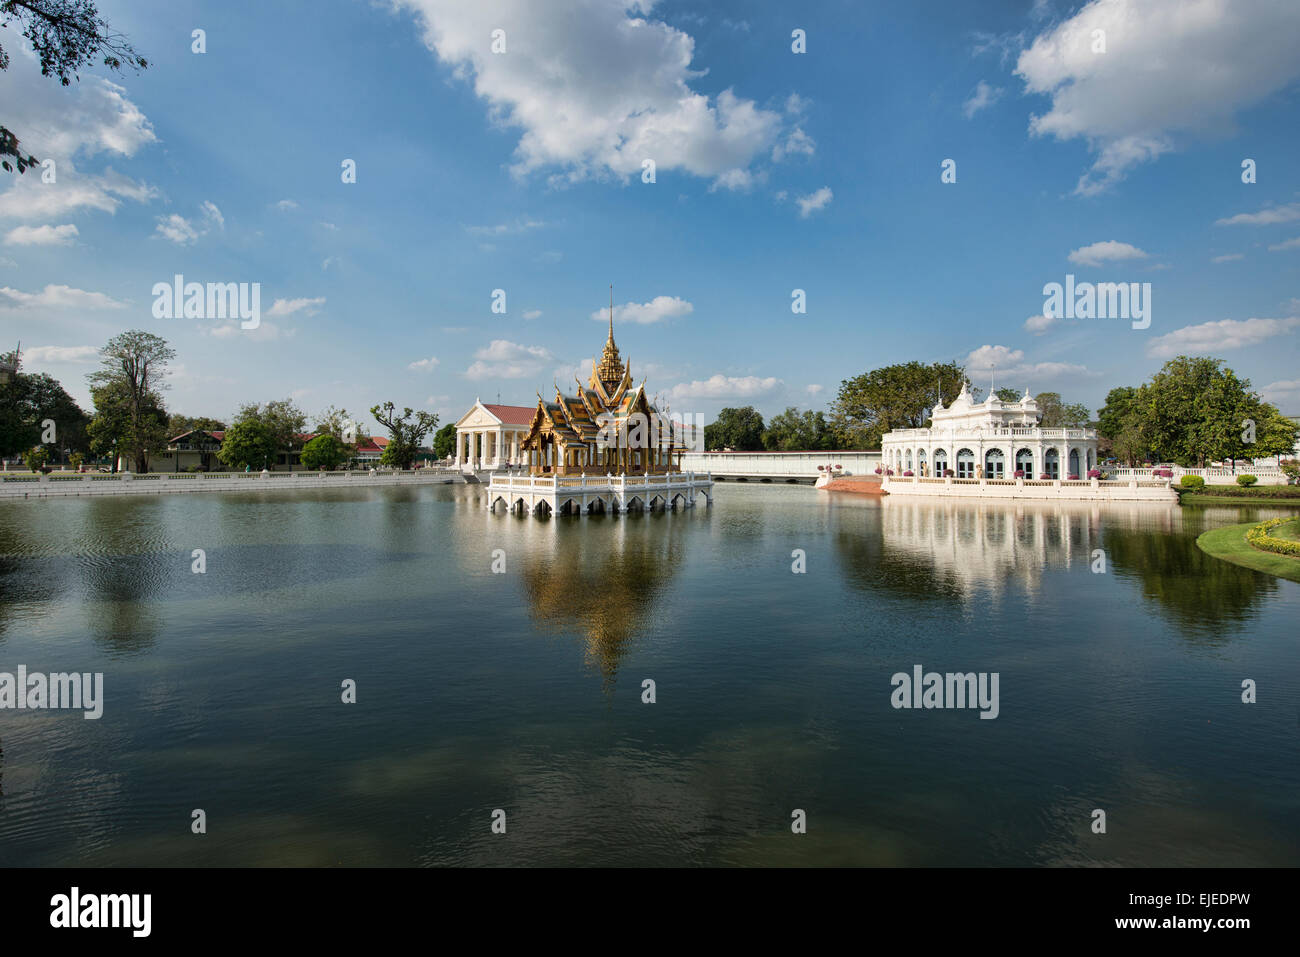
[1196,519,1300,584]
[1180,484,1300,506]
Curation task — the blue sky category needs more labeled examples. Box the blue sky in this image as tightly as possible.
[2,0,1299,435]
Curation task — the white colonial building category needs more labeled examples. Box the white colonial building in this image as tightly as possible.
[881,383,1099,481]
[454,400,534,470]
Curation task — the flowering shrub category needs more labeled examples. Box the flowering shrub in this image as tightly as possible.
[903,470,914,476]
[1067,474,1079,481]
[1013,469,1025,478]
[1087,468,1102,479]
[1237,474,1258,487]
[1153,468,1174,478]
[1247,517,1300,557]
[943,469,954,477]
[874,467,882,474]
[1039,473,1051,480]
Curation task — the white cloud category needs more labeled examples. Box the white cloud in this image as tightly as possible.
[591,295,693,325]
[153,201,223,245]
[1260,379,1300,405]
[771,127,815,162]
[464,339,553,380]
[805,384,824,395]
[1067,240,1148,267]
[465,218,545,236]
[266,297,326,317]
[522,309,542,320]
[20,344,99,363]
[1145,317,1300,359]
[795,186,833,218]
[1212,253,1244,263]
[408,356,440,371]
[1023,313,1056,334]
[393,0,786,188]
[1215,202,1300,226]
[0,167,155,220]
[1267,236,1300,252]
[0,284,125,310]
[274,199,299,211]
[964,344,1088,380]
[962,80,1003,119]
[154,213,200,245]
[3,223,78,246]
[785,93,809,116]
[0,48,157,219]
[669,374,783,400]
[1015,0,1300,195]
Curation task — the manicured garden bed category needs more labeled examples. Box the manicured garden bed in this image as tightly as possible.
[1196,518,1300,584]
[1180,484,1300,506]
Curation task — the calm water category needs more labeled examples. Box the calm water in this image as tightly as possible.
[0,483,1297,866]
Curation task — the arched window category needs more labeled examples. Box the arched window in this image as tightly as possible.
[905,449,913,470]
[956,448,975,478]
[933,449,948,475]
[1044,447,1060,479]
[918,449,927,475]
[984,448,1005,479]
[1015,448,1033,477]
[1068,448,1080,478]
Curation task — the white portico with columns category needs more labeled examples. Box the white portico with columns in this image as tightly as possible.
[454,400,534,470]
[882,383,1099,482]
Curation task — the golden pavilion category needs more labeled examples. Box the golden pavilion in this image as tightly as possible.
[519,293,687,476]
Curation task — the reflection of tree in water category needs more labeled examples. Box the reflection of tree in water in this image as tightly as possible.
[1102,524,1276,641]
[519,514,686,687]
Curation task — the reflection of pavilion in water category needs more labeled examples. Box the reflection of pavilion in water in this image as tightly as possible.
[514,511,690,684]
[842,497,1182,599]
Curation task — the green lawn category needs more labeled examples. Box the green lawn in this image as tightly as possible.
[1196,520,1300,584]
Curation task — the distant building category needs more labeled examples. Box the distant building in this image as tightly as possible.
[352,435,390,464]
[881,382,1099,479]
[145,430,332,472]
[454,400,534,469]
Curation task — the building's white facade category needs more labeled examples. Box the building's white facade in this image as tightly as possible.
[881,384,1099,480]
[454,400,534,470]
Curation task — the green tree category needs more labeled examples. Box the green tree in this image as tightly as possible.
[704,406,766,451]
[432,422,457,460]
[829,360,967,449]
[313,405,366,443]
[23,444,49,472]
[1,0,148,174]
[166,413,226,437]
[1096,386,1139,440]
[762,407,834,451]
[235,399,307,460]
[217,420,276,470]
[1034,392,1091,428]
[370,402,438,469]
[0,370,88,459]
[86,330,174,472]
[994,387,1021,403]
[300,434,349,470]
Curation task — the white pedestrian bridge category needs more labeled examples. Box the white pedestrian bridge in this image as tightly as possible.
[677,451,881,482]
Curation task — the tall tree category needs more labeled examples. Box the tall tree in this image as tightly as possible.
[86,330,173,472]
[432,422,457,460]
[87,378,166,472]
[762,407,834,451]
[370,402,438,469]
[1,0,148,173]
[166,413,226,437]
[704,406,766,451]
[313,405,366,443]
[0,369,88,459]
[829,360,966,450]
[1034,392,1091,428]
[235,399,308,456]
[217,420,276,471]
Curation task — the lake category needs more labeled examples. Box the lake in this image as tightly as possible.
[1,483,1296,866]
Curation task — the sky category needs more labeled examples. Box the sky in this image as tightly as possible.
[2,0,1299,437]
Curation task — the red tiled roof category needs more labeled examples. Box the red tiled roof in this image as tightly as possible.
[483,403,535,426]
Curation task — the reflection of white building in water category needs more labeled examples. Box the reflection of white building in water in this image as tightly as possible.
[881,383,1099,480]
